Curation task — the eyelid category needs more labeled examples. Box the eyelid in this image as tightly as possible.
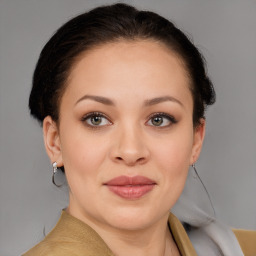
[81,111,177,129]
[81,112,112,127]
[146,112,177,127]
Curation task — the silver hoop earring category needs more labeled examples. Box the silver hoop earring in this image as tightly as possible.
[52,162,62,187]
[191,163,216,217]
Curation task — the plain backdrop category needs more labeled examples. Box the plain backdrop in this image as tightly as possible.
[0,0,255,255]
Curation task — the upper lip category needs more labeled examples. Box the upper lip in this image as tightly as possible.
[104,175,156,186]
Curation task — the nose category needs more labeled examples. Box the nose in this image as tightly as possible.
[109,125,150,166]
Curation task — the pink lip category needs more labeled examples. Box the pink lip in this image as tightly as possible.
[104,176,156,199]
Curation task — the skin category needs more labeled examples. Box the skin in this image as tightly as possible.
[43,40,205,256]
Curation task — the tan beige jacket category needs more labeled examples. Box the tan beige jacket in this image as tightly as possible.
[23,211,256,256]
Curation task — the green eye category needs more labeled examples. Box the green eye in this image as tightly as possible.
[82,112,111,127]
[147,113,177,127]
[151,116,164,126]
[90,116,102,125]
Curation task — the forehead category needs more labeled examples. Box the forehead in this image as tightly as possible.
[63,39,192,106]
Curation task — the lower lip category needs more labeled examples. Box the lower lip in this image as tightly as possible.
[106,184,155,199]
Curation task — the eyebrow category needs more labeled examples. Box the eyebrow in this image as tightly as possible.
[144,96,184,107]
[75,95,115,106]
[75,94,183,107]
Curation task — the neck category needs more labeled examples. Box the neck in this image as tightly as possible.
[67,206,180,256]
[98,216,180,256]
[101,221,169,256]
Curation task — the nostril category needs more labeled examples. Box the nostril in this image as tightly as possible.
[137,157,146,164]
[114,156,147,165]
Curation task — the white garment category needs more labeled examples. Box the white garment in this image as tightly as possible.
[172,166,244,256]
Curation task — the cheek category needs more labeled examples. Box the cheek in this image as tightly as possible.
[151,128,194,190]
[59,129,108,182]
[60,136,110,202]
[154,131,193,169]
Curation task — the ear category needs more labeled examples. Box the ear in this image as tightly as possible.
[190,118,206,165]
[43,116,63,166]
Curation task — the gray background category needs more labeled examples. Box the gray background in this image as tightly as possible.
[0,0,255,255]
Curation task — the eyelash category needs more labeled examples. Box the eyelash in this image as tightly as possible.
[146,112,177,128]
[81,111,177,129]
[81,112,112,129]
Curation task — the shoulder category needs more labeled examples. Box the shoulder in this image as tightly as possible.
[22,210,114,256]
[23,238,108,256]
[22,240,79,256]
[22,225,88,256]
[233,229,256,256]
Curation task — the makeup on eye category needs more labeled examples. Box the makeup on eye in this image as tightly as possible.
[81,112,112,128]
[81,111,178,128]
[146,112,177,128]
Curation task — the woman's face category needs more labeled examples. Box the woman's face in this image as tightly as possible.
[44,40,205,231]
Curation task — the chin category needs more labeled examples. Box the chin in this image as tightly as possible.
[102,205,165,231]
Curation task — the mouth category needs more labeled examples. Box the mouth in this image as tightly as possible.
[104,175,156,199]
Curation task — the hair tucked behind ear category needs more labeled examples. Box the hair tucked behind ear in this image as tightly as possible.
[29,3,215,127]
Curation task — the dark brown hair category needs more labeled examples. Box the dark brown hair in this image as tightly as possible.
[29,3,215,126]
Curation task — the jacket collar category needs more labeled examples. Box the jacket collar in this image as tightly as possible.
[58,210,197,256]
[168,212,197,255]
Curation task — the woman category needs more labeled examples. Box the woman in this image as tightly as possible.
[23,3,255,256]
